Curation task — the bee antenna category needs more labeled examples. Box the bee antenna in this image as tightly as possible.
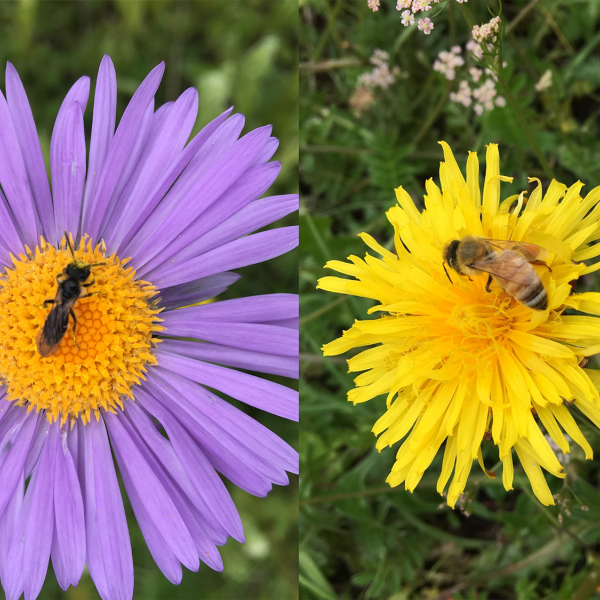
[64,232,76,258]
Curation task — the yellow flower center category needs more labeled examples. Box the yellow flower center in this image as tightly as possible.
[0,236,163,425]
[448,297,512,340]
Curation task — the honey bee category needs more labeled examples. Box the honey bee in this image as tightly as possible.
[36,233,105,357]
[443,236,551,310]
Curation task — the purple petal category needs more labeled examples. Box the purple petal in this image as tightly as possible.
[155,350,298,420]
[139,162,282,275]
[96,99,155,240]
[149,368,298,474]
[5,62,55,245]
[24,415,50,477]
[144,381,275,497]
[135,388,244,542]
[82,62,165,241]
[113,106,235,253]
[22,424,58,600]
[0,189,21,254]
[160,272,241,310]
[158,194,298,265]
[264,318,299,329]
[123,401,229,542]
[51,101,86,238]
[53,427,85,588]
[153,225,298,289]
[161,318,297,356]
[171,192,296,271]
[105,411,199,572]
[119,458,183,583]
[83,55,117,220]
[124,124,271,266]
[0,412,40,518]
[0,90,39,247]
[0,404,27,454]
[251,136,279,167]
[169,293,298,322]
[161,339,299,379]
[122,402,225,567]
[55,76,91,118]
[83,417,133,600]
[0,474,24,600]
[104,88,198,252]
[50,525,69,591]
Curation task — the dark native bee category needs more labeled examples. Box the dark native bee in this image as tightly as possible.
[36,233,105,357]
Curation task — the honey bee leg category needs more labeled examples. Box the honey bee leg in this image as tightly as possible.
[43,299,55,306]
[70,309,80,350]
[532,260,552,272]
[82,278,96,288]
[442,263,453,284]
[81,291,105,298]
[485,275,492,293]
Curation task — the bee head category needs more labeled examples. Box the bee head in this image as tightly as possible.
[66,261,92,281]
[443,239,462,274]
[63,232,105,281]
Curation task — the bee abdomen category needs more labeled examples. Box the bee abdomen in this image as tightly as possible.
[518,282,547,310]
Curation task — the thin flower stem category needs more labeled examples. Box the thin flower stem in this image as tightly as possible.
[411,85,450,147]
[300,296,347,326]
[496,69,555,180]
[505,0,540,35]
[573,558,600,600]
[455,1,473,29]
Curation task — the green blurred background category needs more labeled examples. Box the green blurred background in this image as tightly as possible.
[0,1,298,599]
[300,1,600,599]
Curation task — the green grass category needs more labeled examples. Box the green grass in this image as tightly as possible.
[0,1,298,599]
[300,1,600,599]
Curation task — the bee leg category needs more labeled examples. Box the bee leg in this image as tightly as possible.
[532,260,552,272]
[82,278,96,288]
[70,309,80,350]
[485,275,493,293]
[442,263,453,284]
[34,298,55,310]
[81,291,105,298]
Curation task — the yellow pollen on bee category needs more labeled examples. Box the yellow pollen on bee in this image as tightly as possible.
[0,235,164,426]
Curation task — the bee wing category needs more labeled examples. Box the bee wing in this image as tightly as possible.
[35,327,61,357]
[483,239,550,263]
[469,250,536,286]
[36,300,73,357]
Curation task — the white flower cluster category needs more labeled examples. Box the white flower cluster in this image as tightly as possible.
[397,0,461,35]
[357,49,400,90]
[472,16,501,43]
[367,0,380,11]
[535,69,553,92]
[433,46,464,81]
[440,45,506,115]
[465,39,483,60]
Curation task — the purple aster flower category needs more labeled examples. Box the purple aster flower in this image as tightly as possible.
[0,55,298,600]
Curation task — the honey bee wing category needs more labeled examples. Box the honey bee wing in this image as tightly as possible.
[468,250,536,286]
[483,239,550,263]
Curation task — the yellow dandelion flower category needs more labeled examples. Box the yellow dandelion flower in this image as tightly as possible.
[318,142,600,507]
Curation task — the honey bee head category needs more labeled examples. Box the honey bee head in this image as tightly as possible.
[443,239,462,274]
